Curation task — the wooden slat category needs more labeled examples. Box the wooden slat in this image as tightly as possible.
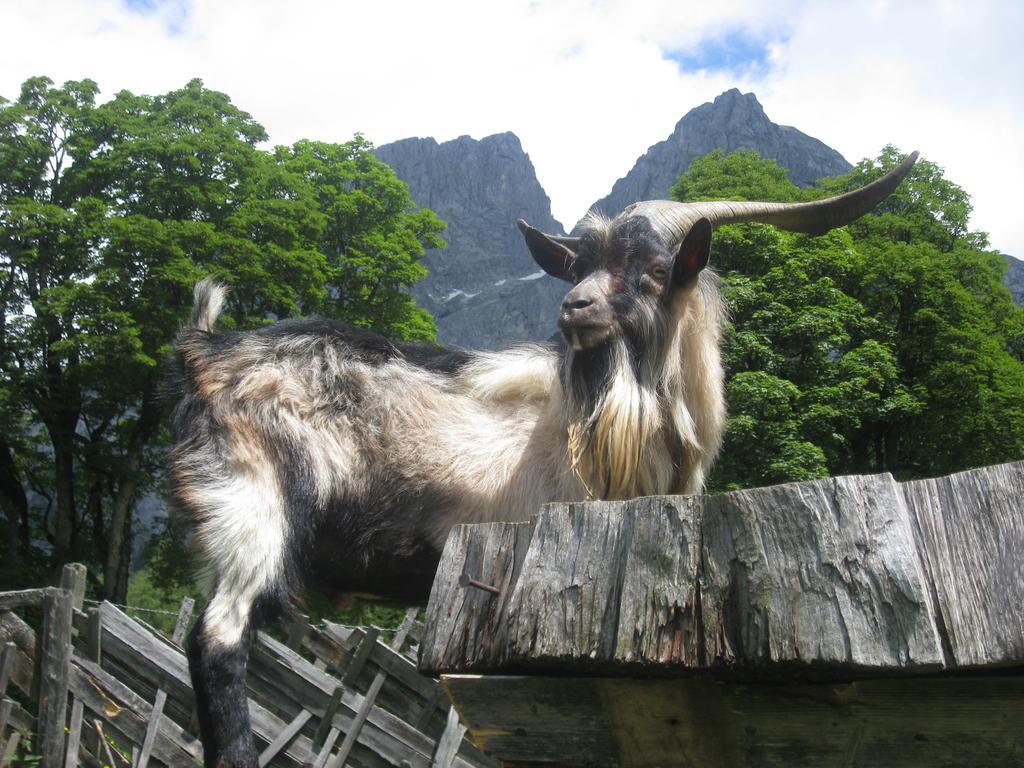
[413,687,446,732]
[311,728,340,768]
[327,609,418,768]
[258,709,312,767]
[134,688,166,768]
[431,707,466,768]
[63,696,84,768]
[0,643,14,696]
[312,686,345,750]
[137,594,192,768]
[170,598,194,646]
[1,731,20,767]
[70,657,200,768]
[340,627,380,686]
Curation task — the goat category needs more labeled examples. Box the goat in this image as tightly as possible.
[170,152,917,767]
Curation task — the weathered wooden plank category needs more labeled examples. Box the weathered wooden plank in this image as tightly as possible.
[340,626,380,686]
[903,460,1024,668]
[702,472,943,670]
[444,673,1024,768]
[63,696,84,768]
[258,709,312,767]
[1,731,20,767]
[0,643,14,696]
[311,685,344,750]
[420,521,533,674]
[69,657,200,768]
[37,587,73,767]
[134,688,167,768]
[0,590,46,611]
[59,565,87,614]
[431,707,466,768]
[170,598,194,646]
[505,496,704,667]
[421,466,1024,675]
[311,728,340,768]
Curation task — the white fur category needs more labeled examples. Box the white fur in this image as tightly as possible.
[196,454,287,648]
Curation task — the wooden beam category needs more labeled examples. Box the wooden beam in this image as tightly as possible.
[0,590,46,612]
[422,462,1024,677]
[444,673,1024,767]
[37,587,73,768]
[59,565,87,614]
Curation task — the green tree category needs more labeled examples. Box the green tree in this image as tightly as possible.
[670,147,807,203]
[675,148,1024,491]
[0,77,444,598]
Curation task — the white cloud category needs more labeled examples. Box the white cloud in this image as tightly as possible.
[2,0,1022,254]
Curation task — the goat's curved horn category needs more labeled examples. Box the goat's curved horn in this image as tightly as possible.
[629,151,919,243]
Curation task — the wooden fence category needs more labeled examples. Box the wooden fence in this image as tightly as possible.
[0,565,495,768]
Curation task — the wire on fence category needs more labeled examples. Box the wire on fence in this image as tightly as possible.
[80,598,407,634]
[81,599,182,617]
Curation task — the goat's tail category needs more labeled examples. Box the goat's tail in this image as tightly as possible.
[190,278,227,333]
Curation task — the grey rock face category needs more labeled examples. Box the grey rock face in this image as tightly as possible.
[1004,255,1024,305]
[583,88,852,227]
[375,133,568,349]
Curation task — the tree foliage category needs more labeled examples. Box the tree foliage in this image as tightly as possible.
[0,77,444,597]
[674,148,1024,491]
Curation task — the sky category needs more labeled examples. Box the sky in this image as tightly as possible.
[3,0,1023,256]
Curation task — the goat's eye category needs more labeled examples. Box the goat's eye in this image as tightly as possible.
[649,265,669,281]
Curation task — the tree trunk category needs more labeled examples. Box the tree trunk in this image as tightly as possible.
[0,436,28,569]
[51,425,78,562]
[103,379,162,601]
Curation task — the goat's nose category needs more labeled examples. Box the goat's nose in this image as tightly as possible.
[562,296,593,313]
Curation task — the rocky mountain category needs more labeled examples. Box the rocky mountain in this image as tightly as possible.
[585,88,852,223]
[1005,255,1024,305]
[375,133,568,349]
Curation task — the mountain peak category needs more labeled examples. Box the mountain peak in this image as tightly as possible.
[374,132,566,348]
[583,90,851,226]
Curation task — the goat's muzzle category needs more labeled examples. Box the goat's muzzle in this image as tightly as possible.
[559,287,614,351]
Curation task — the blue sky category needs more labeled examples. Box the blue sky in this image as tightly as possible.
[666,29,778,78]
[2,0,1023,256]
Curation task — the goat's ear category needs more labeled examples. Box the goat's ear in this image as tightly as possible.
[518,219,577,283]
[672,218,712,285]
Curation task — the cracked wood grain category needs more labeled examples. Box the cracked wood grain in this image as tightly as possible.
[420,461,1023,677]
